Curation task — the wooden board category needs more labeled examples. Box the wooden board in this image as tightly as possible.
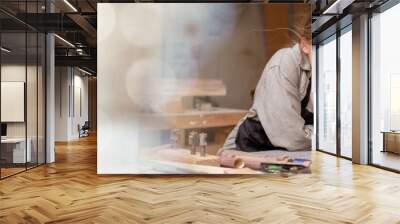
[139,108,246,130]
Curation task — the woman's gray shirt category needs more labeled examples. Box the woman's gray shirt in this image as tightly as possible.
[223,44,313,151]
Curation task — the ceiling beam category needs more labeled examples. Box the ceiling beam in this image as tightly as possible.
[55,55,96,70]
[67,13,97,39]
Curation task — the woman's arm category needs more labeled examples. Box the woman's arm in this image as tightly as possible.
[254,66,311,151]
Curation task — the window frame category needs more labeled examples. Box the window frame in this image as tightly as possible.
[315,23,353,161]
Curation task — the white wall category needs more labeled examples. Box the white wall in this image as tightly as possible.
[55,67,69,141]
[1,66,26,140]
[55,67,89,141]
[72,73,89,138]
[1,65,40,138]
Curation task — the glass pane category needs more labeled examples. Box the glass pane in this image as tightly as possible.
[38,33,46,165]
[317,37,337,154]
[25,0,38,169]
[340,29,352,158]
[371,4,400,171]
[312,45,317,150]
[1,31,27,177]
[27,31,38,169]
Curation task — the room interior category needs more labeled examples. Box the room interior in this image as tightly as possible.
[1,0,400,222]
[0,30,46,178]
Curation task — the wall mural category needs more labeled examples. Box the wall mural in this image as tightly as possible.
[98,3,313,175]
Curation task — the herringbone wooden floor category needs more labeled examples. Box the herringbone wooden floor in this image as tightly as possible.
[1,135,400,224]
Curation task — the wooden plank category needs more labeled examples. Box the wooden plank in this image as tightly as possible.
[139,108,246,130]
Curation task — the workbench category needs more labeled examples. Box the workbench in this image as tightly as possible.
[141,145,311,174]
[143,146,263,174]
[138,108,247,154]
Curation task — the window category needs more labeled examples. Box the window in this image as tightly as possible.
[317,36,337,154]
[316,25,353,159]
[339,28,352,158]
[371,3,400,171]
[0,2,47,179]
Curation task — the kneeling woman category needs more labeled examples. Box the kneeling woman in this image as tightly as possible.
[222,25,314,153]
